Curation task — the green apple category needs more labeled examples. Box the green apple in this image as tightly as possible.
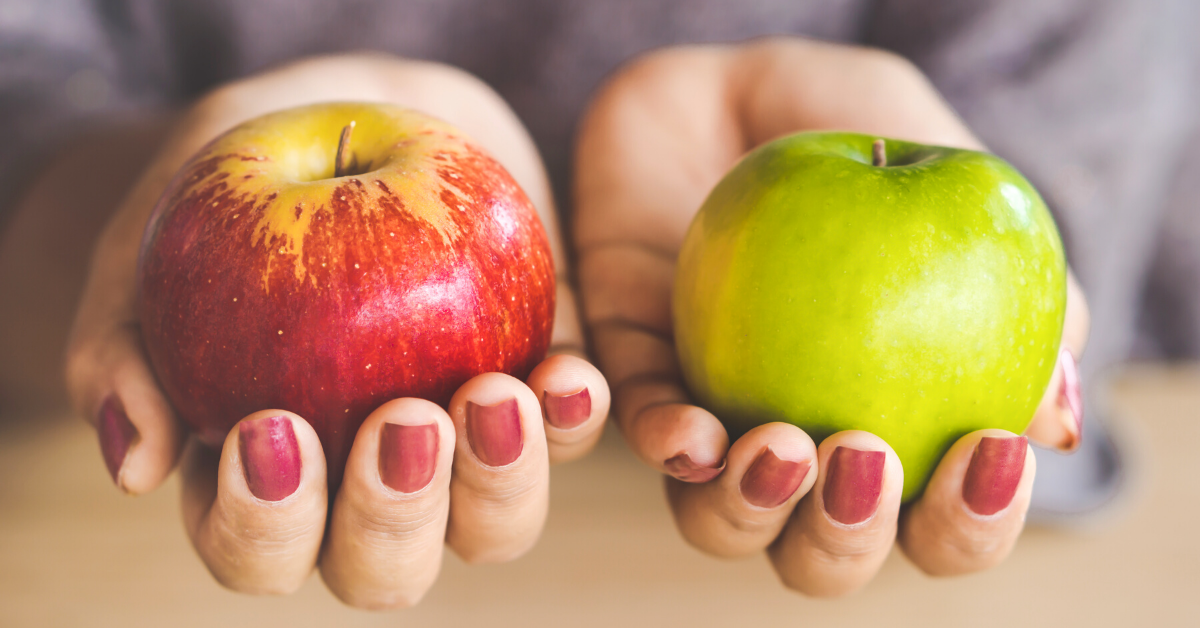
[674,131,1065,502]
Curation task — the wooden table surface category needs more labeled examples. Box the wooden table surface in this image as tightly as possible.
[1,365,1197,627]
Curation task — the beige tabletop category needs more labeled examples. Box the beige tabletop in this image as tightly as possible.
[1,364,1197,628]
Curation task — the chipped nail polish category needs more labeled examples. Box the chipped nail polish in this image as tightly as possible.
[664,452,725,482]
[1058,347,1083,447]
[239,415,301,501]
[740,447,811,508]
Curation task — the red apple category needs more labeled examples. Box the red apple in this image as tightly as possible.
[137,102,555,479]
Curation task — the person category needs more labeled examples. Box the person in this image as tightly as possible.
[1,0,1195,609]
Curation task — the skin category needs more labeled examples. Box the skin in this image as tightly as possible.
[674,132,1067,501]
[23,38,1093,604]
[574,38,1090,595]
[63,54,612,608]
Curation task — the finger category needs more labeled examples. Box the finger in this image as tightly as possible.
[589,319,728,480]
[898,430,1036,576]
[523,354,611,464]
[575,238,728,478]
[1026,272,1089,451]
[768,431,903,598]
[666,423,816,558]
[445,373,550,564]
[320,398,455,609]
[180,411,327,594]
[65,323,185,495]
[620,393,729,482]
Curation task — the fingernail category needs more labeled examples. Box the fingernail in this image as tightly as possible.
[1058,348,1083,448]
[962,436,1028,516]
[823,447,885,525]
[543,387,592,429]
[466,398,523,467]
[239,416,301,501]
[97,395,138,486]
[664,452,725,482]
[740,446,811,509]
[379,423,439,493]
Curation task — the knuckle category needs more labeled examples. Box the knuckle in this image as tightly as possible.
[344,503,443,545]
[942,527,1009,564]
[807,525,893,566]
[209,502,322,559]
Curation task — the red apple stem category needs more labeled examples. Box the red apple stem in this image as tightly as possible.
[872,139,887,167]
[335,121,356,178]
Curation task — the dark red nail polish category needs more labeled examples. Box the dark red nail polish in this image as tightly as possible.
[466,398,523,467]
[664,452,725,482]
[740,447,811,509]
[543,387,592,429]
[1058,348,1083,445]
[379,423,438,493]
[239,416,301,501]
[97,395,138,485]
[962,436,1028,516]
[823,447,885,525]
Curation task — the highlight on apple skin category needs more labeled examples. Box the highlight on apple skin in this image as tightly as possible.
[673,131,1065,502]
[137,103,555,481]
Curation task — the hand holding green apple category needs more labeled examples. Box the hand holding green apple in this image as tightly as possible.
[674,131,1066,502]
[575,39,1088,594]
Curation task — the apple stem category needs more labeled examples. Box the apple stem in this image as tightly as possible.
[872,139,887,167]
[335,121,356,178]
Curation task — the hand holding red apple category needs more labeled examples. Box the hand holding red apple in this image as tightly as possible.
[574,39,1089,594]
[66,54,610,608]
[138,101,558,486]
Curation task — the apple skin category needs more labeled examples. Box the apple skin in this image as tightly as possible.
[138,103,554,480]
[674,132,1065,502]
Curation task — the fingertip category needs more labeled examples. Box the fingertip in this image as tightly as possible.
[449,372,546,469]
[1026,347,1083,452]
[97,358,186,495]
[222,410,326,504]
[527,353,610,430]
[814,431,902,528]
[898,429,1036,576]
[525,354,612,463]
[960,432,1033,517]
[629,402,729,480]
[726,423,817,509]
[352,397,455,496]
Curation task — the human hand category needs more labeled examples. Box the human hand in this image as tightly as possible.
[66,54,609,608]
[574,38,1088,595]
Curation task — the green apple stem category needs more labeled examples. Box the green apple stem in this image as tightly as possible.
[335,121,357,178]
[872,139,887,167]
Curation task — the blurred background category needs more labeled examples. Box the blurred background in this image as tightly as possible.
[1,1,1198,625]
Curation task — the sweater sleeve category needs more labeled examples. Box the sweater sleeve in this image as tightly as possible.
[0,0,173,230]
